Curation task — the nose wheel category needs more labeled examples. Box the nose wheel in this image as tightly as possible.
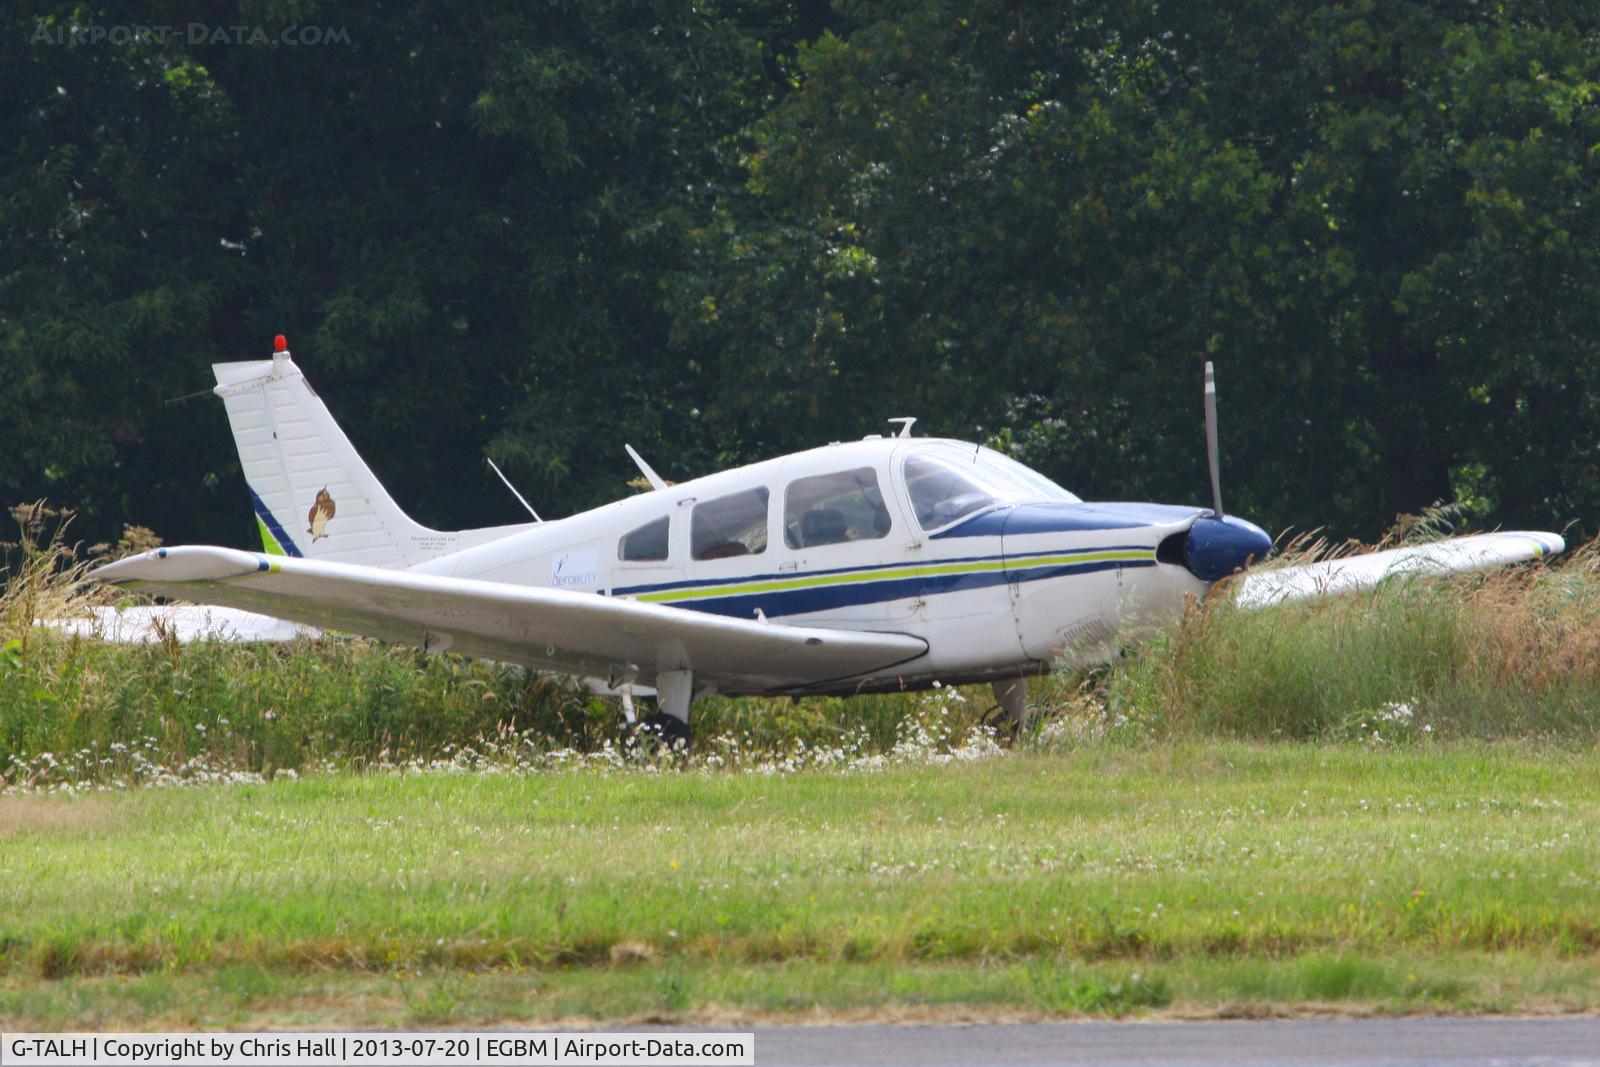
[992,677,1029,735]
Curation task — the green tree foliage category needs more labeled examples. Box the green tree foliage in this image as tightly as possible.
[2,2,1598,545]
[1,0,786,543]
[677,0,1600,536]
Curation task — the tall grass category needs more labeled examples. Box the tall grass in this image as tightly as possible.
[1102,537,1600,742]
[1,505,998,788]
[0,505,606,785]
[6,500,1600,789]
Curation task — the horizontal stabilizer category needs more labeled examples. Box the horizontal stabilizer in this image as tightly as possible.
[1233,531,1565,608]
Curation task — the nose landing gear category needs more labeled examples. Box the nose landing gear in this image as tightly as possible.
[992,677,1029,734]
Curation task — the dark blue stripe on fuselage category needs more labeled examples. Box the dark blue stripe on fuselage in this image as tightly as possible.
[933,501,1205,539]
[611,543,1154,598]
[249,487,304,558]
[656,557,1155,619]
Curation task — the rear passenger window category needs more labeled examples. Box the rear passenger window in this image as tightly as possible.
[619,516,669,561]
[784,468,892,548]
[692,488,769,560]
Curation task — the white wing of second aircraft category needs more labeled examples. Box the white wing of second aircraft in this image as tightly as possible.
[1232,530,1565,609]
[90,547,929,694]
[40,604,316,644]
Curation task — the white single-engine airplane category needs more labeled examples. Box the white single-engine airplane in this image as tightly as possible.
[91,338,1566,742]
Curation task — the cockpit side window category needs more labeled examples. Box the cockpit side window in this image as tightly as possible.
[904,454,997,530]
[618,515,670,562]
[692,488,770,560]
[784,468,892,549]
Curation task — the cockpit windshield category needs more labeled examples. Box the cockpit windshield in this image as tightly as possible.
[903,444,1078,531]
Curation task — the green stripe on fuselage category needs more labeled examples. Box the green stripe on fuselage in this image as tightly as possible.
[632,549,1154,605]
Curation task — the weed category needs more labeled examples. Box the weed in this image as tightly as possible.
[6,501,1600,787]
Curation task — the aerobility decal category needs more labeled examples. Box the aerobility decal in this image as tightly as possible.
[552,548,601,589]
[612,544,1157,619]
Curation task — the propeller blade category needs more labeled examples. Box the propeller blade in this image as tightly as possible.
[1204,361,1223,518]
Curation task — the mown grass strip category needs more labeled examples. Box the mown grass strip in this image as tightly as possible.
[7,952,1600,1029]
[4,747,1599,994]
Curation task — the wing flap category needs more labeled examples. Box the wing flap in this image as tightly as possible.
[1233,531,1565,608]
[91,547,928,693]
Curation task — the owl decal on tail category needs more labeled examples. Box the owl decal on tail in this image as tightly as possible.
[307,487,336,541]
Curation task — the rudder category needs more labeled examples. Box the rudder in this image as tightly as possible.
[213,344,528,568]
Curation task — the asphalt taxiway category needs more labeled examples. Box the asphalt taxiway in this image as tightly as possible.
[750,1017,1600,1066]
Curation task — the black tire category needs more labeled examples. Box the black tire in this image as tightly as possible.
[632,712,692,752]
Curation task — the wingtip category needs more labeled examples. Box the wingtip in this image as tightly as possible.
[90,545,266,584]
[89,549,162,584]
[1503,530,1567,558]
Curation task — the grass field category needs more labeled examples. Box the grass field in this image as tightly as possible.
[6,743,1600,1027]
[7,506,1600,1026]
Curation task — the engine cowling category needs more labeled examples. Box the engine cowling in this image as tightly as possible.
[1181,515,1273,582]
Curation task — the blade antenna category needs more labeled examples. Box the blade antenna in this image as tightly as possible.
[1204,361,1223,518]
[486,457,542,522]
[624,444,669,492]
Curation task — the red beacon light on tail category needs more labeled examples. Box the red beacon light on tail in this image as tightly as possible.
[268,334,292,378]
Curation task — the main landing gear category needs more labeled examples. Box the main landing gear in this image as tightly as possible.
[631,669,694,753]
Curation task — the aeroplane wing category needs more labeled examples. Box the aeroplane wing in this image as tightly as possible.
[90,547,929,693]
[1232,531,1565,609]
[40,604,317,643]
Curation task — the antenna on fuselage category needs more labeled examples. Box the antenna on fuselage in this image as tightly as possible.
[485,457,543,522]
[624,444,669,492]
[889,417,917,438]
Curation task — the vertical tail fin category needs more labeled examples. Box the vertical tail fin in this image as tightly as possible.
[213,347,530,568]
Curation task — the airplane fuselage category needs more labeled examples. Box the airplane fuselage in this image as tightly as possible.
[406,437,1259,696]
